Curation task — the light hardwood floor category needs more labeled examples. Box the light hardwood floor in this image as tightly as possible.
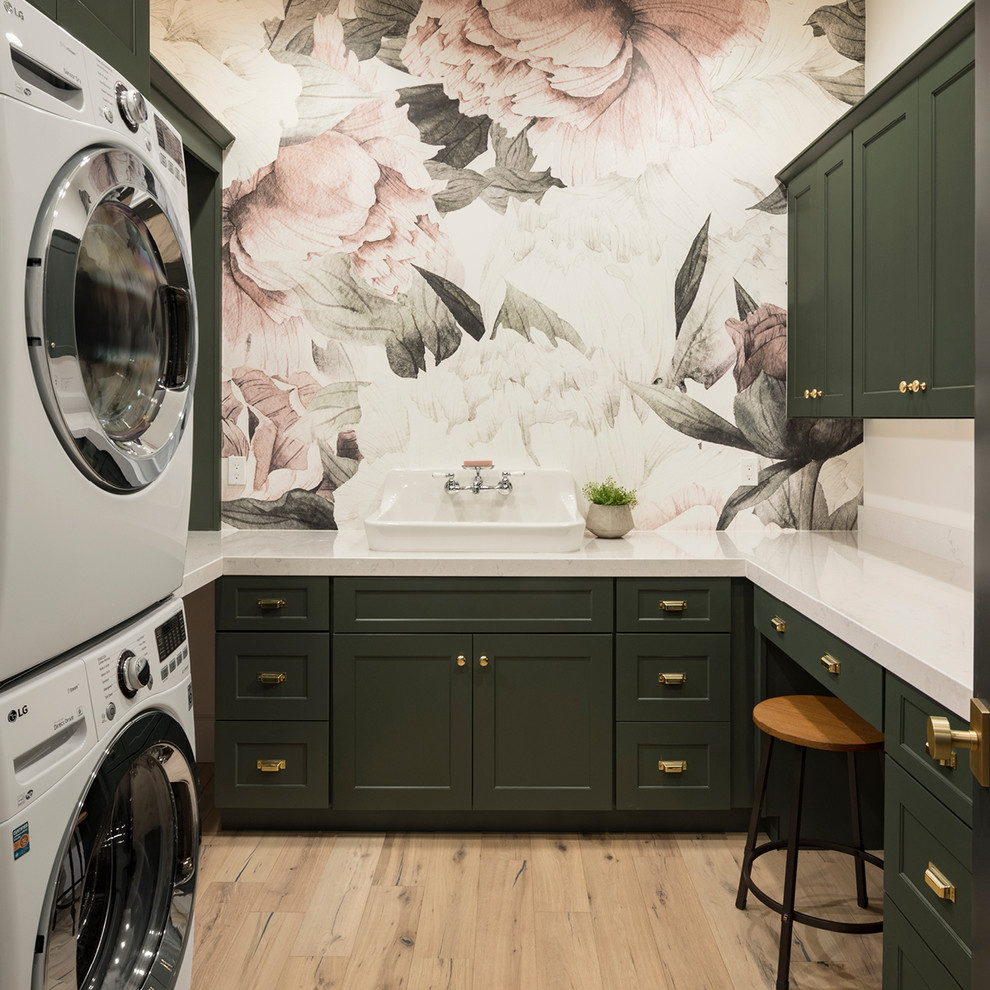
[192,766,883,990]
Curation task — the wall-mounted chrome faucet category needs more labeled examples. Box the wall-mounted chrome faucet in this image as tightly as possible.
[432,464,525,495]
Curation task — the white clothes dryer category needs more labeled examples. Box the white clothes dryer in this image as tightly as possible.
[0,596,199,990]
[0,3,198,682]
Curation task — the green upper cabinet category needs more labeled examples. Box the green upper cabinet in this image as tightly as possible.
[786,136,854,418]
[52,0,150,90]
[779,6,974,419]
[853,35,974,417]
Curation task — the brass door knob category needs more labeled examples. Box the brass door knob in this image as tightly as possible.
[479,656,489,667]
[899,379,927,393]
[456,655,467,667]
[804,388,821,399]
[926,699,990,786]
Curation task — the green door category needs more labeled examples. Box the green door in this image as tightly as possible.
[55,0,150,89]
[918,35,975,417]
[332,634,472,810]
[472,634,613,811]
[787,135,854,418]
[853,85,922,416]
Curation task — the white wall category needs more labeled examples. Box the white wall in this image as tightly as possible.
[861,0,974,537]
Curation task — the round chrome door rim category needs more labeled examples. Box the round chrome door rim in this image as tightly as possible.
[25,145,197,493]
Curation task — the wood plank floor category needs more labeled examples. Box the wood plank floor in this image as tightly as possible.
[192,766,883,990]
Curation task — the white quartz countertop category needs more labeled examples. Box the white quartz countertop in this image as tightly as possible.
[180,528,974,719]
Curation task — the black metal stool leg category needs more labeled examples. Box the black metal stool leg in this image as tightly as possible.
[847,751,869,908]
[776,744,807,990]
[736,733,774,910]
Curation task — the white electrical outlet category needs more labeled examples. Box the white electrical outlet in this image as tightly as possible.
[741,457,759,486]
[227,455,247,486]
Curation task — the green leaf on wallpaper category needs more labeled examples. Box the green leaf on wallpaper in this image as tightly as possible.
[341,18,391,60]
[427,162,491,213]
[811,64,865,106]
[398,85,492,169]
[306,382,367,433]
[493,283,586,354]
[806,3,865,62]
[413,267,486,341]
[479,167,564,214]
[734,279,759,320]
[375,36,408,71]
[717,459,807,530]
[352,0,419,29]
[265,0,338,56]
[748,184,787,215]
[222,490,337,530]
[733,372,792,459]
[626,380,752,451]
[664,314,735,392]
[674,215,710,338]
[320,444,361,489]
[277,53,371,146]
[491,123,537,172]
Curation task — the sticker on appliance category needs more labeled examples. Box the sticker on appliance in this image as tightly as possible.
[13,822,29,860]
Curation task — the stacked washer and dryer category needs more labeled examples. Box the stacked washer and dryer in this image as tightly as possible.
[0,5,201,989]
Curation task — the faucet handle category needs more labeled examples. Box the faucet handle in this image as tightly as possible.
[500,470,526,477]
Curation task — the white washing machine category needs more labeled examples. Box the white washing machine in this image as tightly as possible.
[0,4,198,683]
[0,596,199,990]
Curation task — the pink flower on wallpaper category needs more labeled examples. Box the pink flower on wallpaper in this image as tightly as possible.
[225,13,447,299]
[725,301,787,391]
[221,367,324,500]
[402,0,770,185]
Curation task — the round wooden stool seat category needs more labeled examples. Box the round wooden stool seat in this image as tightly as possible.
[753,694,884,752]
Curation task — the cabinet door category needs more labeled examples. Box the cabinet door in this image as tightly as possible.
[472,634,613,811]
[787,136,854,418]
[917,36,975,417]
[332,634,472,810]
[853,85,923,416]
[55,0,150,90]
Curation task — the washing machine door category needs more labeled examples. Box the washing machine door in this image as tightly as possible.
[26,145,197,493]
[38,710,199,990]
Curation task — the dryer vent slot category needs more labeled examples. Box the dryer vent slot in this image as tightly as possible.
[9,47,83,108]
[14,719,87,780]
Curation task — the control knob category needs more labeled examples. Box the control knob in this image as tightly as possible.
[118,649,151,698]
[115,83,147,132]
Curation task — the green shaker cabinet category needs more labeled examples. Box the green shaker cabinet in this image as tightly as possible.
[332,621,613,811]
[52,0,150,89]
[786,135,854,417]
[779,9,975,419]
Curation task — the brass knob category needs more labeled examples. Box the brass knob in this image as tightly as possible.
[820,654,841,675]
[257,598,286,610]
[658,760,687,774]
[479,656,489,667]
[804,388,821,399]
[926,716,977,761]
[657,673,687,686]
[456,655,467,667]
[899,379,927,394]
[926,700,990,786]
[257,671,287,685]
[770,616,786,633]
[924,863,956,902]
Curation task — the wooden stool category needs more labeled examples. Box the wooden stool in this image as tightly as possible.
[735,695,884,990]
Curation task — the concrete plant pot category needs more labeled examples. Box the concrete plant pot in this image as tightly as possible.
[585,503,634,539]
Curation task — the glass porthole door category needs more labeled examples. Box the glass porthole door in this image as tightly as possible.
[26,146,196,492]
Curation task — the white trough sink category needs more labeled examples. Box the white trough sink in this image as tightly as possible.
[364,469,586,553]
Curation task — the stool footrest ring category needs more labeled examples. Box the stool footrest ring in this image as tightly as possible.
[738,838,883,935]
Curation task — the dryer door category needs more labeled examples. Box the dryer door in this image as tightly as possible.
[26,145,197,493]
[38,710,199,990]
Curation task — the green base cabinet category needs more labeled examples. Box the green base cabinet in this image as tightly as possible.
[883,900,964,990]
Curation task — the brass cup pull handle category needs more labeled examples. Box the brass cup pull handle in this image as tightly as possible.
[257,759,286,773]
[658,672,687,686]
[770,616,786,633]
[257,598,287,610]
[658,760,687,774]
[456,655,467,667]
[257,671,287,685]
[658,600,688,612]
[924,863,956,903]
[479,656,490,667]
[899,379,927,394]
[820,654,841,675]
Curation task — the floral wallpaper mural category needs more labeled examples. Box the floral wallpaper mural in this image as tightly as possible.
[151,0,867,532]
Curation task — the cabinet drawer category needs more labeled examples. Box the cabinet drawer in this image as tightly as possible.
[615,634,730,721]
[883,900,965,990]
[216,632,330,721]
[885,758,971,988]
[333,578,612,632]
[885,674,972,825]
[615,722,730,810]
[216,577,330,631]
[616,578,730,633]
[214,721,329,809]
[754,587,883,727]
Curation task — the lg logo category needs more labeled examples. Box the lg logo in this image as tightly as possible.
[3,2,24,20]
[7,705,27,723]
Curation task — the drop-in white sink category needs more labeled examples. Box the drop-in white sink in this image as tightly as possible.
[364,469,586,553]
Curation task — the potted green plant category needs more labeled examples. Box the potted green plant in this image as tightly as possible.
[581,476,637,538]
